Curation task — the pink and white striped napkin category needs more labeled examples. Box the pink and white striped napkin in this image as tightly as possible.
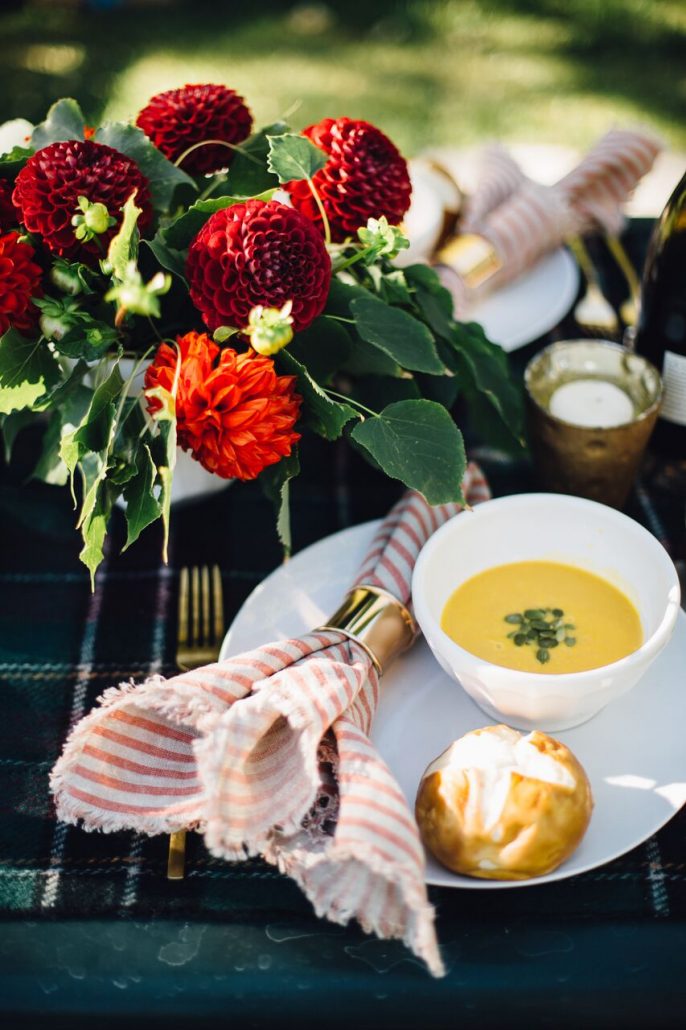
[51,464,491,977]
[440,128,662,313]
[460,142,526,229]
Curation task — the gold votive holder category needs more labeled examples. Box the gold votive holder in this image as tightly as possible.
[525,340,662,509]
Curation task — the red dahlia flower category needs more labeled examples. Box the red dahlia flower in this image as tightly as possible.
[186,199,331,334]
[13,140,153,264]
[136,83,253,175]
[283,117,412,242]
[0,231,42,336]
[145,331,301,481]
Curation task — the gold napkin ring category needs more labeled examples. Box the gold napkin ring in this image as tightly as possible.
[435,232,502,289]
[318,585,418,676]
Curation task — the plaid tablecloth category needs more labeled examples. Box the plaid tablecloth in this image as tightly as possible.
[2,223,686,1028]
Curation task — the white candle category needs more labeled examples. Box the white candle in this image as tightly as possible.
[548,379,635,428]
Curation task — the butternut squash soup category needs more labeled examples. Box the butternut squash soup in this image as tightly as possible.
[441,561,642,674]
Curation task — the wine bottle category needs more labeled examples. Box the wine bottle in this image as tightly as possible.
[634,170,686,459]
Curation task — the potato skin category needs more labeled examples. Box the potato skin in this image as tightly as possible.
[415,728,593,880]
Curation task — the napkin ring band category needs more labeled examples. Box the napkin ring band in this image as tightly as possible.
[318,585,418,676]
[434,232,503,289]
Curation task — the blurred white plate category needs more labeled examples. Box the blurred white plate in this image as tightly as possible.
[401,159,580,352]
[463,246,579,352]
[221,520,686,890]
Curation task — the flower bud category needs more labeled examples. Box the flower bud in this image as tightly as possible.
[84,202,111,235]
[246,301,295,356]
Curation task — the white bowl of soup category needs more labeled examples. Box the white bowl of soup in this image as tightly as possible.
[412,494,681,730]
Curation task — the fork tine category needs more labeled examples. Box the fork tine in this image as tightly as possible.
[201,565,211,648]
[212,565,223,647]
[178,567,189,648]
[191,566,200,648]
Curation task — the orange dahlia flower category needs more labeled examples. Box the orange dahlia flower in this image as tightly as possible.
[144,331,302,481]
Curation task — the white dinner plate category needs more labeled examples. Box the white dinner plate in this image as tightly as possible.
[462,247,579,352]
[399,160,580,352]
[220,521,686,890]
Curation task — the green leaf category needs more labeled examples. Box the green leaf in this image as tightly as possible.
[62,362,123,530]
[259,449,300,556]
[79,484,111,587]
[94,122,195,212]
[144,236,187,285]
[288,316,351,385]
[353,375,421,412]
[32,412,69,486]
[56,323,120,362]
[1,409,34,461]
[149,416,177,564]
[351,399,467,505]
[223,122,286,197]
[341,334,403,377]
[0,145,33,178]
[266,133,327,183]
[404,263,455,340]
[415,371,461,409]
[160,190,275,252]
[0,330,60,414]
[276,349,359,440]
[378,269,412,306]
[448,321,524,447]
[73,362,123,454]
[122,444,161,550]
[106,191,142,280]
[32,98,85,148]
[326,278,371,316]
[350,295,445,374]
[33,375,92,485]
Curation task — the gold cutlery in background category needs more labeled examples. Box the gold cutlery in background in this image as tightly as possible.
[567,235,620,337]
[604,233,641,328]
[167,564,224,880]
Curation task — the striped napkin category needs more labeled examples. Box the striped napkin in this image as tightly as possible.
[50,464,491,977]
[460,142,526,228]
[439,128,661,312]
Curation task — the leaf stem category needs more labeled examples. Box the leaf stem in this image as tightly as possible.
[306,176,331,246]
[173,139,262,169]
[333,249,367,274]
[325,389,377,418]
[197,172,227,202]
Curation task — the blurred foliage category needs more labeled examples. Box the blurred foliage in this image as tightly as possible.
[0,0,684,151]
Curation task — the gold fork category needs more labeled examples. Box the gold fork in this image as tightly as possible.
[167,564,224,880]
[604,233,641,327]
[567,234,620,337]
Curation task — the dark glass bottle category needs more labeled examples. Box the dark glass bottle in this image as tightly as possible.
[634,170,686,458]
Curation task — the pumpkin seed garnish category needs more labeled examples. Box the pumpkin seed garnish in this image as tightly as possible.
[503,608,576,664]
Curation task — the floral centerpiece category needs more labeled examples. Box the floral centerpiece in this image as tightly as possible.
[0,86,522,581]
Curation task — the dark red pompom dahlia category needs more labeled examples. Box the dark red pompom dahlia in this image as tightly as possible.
[283,117,412,242]
[0,231,42,336]
[145,330,301,481]
[186,199,331,334]
[136,83,253,176]
[12,140,153,263]
[0,179,20,231]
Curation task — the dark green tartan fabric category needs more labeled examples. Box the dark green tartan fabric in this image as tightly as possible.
[1,224,686,1026]
[2,435,685,927]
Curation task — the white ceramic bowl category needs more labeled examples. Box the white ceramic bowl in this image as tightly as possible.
[412,494,681,731]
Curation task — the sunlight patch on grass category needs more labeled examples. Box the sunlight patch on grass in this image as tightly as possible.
[91,1,685,155]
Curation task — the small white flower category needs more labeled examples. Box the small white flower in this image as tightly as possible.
[0,118,33,157]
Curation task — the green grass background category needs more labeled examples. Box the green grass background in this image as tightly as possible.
[0,0,684,155]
